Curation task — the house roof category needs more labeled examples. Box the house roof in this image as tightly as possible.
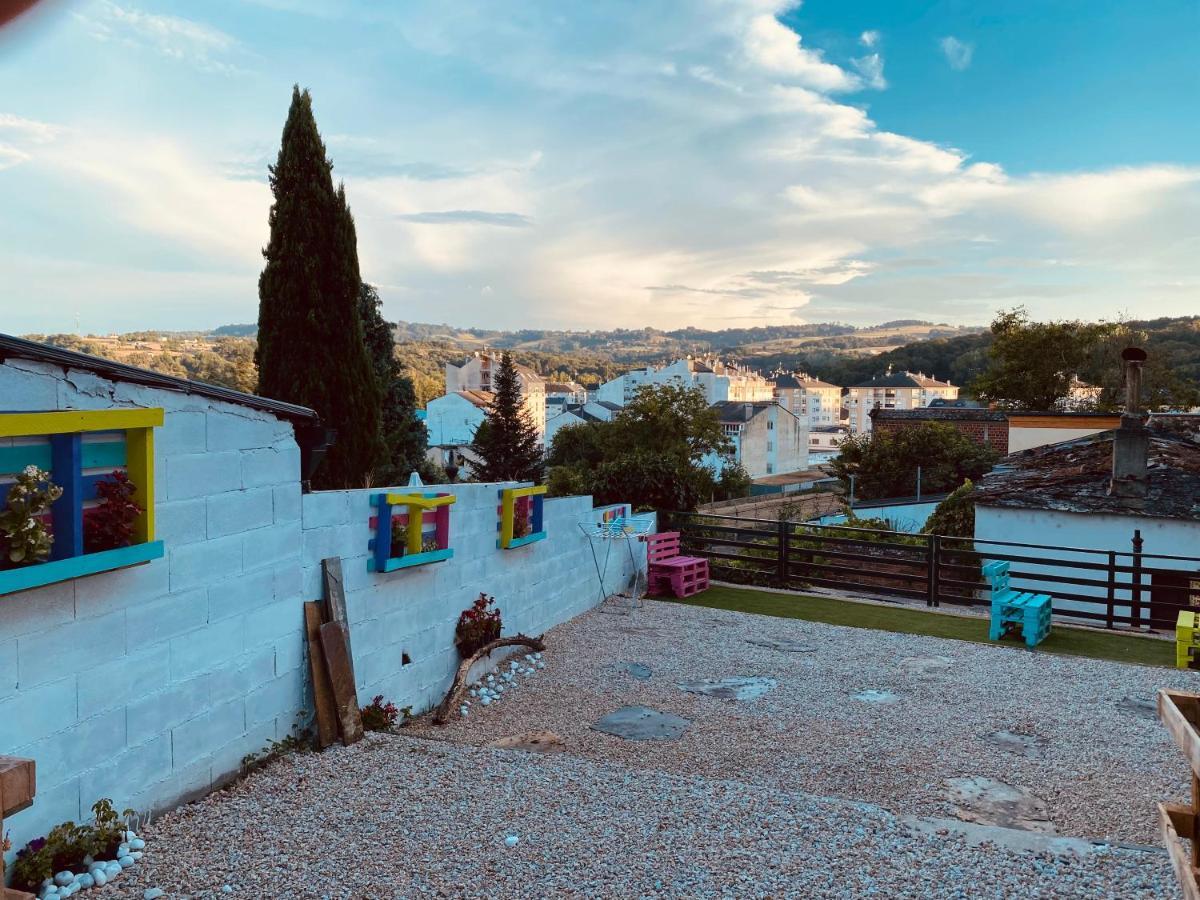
[851,370,953,390]
[774,373,840,390]
[545,381,585,394]
[456,390,494,409]
[973,421,1200,522]
[871,407,1007,423]
[0,333,318,424]
[590,400,622,412]
[711,400,778,424]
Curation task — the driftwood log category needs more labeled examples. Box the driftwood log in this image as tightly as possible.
[434,634,546,724]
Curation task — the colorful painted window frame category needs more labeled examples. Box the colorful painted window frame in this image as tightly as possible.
[369,492,456,572]
[0,409,165,597]
[497,484,547,549]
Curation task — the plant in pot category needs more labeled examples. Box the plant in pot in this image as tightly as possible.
[83,471,142,554]
[0,465,62,569]
[512,501,532,539]
[455,592,501,658]
[390,517,407,557]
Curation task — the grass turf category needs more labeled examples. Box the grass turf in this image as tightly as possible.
[662,585,1175,668]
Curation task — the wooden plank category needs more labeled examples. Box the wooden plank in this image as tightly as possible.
[0,756,35,816]
[0,408,163,438]
[124,425,155,544]
[1160,802,1200,900]
[303,602,338,750]
[322,557,348,627]
[1160,690,1200,778]
[319,622,363,746]
[48,434,83,560]
[0,541,163,598]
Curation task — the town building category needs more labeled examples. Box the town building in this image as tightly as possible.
[544,380,588,418]
[845,369,959,433]
[706,400,809,479]
[596,358,774,407]
[807,425,849,464]
[544,400,621,448]
[869,406,1127,456]
[424,389,491,448]
[444,351,547,443]
[773,372,842,428]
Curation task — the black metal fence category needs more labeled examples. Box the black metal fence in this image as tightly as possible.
[664,511,1200,632]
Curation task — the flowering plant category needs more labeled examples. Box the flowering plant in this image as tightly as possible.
[83,471,142,554]
[455,592,502,658]
[513,501,532,539]
[360,695,401,731]
[0,465,62,568]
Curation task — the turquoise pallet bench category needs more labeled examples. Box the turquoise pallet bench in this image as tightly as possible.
[984,560,1052,648]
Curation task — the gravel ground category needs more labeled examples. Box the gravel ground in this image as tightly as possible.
[110,734,1175,899]
[106,597,1195,899]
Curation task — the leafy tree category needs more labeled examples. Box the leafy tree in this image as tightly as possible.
[922,479,976,537]
[256,86,383,488]
[357,283,436,484]
[469,352,544,482]
[971,307,1113,410]
[829,423,998,501]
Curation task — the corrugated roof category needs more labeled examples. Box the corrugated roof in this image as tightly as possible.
[973,422,1200,521]
[0,333,318,423]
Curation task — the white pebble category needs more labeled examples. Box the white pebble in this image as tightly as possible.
[504,835,520,847]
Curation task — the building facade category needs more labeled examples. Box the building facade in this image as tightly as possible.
[597,358,774,408]
[845,370,959,433]
[707,401,809,479]
[773,373,842,429]
[444,352,547,443]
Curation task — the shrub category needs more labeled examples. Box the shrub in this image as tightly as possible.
[455,593,501,658]
[9,800,133,892]
[83,471,142,554]
[360,695,402,731]
[0,466,62,567]
[923,480,976,538]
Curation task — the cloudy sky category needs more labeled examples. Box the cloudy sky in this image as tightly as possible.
[1,0,1197,333]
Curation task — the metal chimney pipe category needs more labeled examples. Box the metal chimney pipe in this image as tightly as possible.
[1110,347,1149,501]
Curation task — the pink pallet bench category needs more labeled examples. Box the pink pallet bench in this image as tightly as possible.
[647,532,710,599]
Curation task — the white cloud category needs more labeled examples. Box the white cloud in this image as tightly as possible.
[0,113,63,171]
[742,14,862,92]
[74,1,244,74]
[940,35,974,71]
[851,53,886,89]
[860,30,880,48]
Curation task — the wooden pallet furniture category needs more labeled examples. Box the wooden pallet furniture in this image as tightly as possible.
[1157,689,1200,900]
[497,484,547,550]
[646,531,709,599]
[1176,611,1200,670]
[368,491,456,572]
[0,756,36,900]
[984,560,1051,648]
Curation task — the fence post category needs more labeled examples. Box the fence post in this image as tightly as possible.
[927,533,940,607]
[1132,529,1144,629]
[777,519,789,584]
[1106,550,1116,629]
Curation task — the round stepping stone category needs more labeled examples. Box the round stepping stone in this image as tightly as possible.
[592,706,691,741]
[986,730,1048,758]
[945,776,1055,833]
[489,731,566,752]
[853,689,898,704]
[677,677,776,701]
[623,662,652,680]
[746,638,816,653]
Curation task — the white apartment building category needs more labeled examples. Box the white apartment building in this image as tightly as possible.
[704,400,809,479]
[444,351,547,443]
[597,358,774,407]
[845,369,959,433]
[773,372,843,428]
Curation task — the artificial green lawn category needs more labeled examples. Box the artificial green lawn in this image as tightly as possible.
[662,585,1176,668]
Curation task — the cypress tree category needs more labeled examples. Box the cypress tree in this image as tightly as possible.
[469,353,544,482]
[357,282,433,484]
[257,86,383,488]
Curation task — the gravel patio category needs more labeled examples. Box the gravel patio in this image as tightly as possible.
[109,594,1197,898]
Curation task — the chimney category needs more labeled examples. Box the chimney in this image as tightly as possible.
[1109,347,1149,501]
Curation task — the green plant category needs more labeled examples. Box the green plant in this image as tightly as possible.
[240,712,313,776]
[513,502,532,539]
[455,593,502,658]
[83,471,143,553]
[923,480,976,538]
[0,466,63,568]
[9,799,134,892]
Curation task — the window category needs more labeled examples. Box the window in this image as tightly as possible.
[766,441,773,452]
[766,463,774,474]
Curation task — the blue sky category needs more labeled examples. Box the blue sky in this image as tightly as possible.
[0,0,1197,333]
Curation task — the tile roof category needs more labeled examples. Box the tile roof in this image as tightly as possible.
[871,407,1007,423]
[711,400,777,424]
[973,420,1200,521]
[851,371,954,390]
[774,373,840,390]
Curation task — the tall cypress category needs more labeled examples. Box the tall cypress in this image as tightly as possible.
[257,86,383,488]
[469,353,544,482]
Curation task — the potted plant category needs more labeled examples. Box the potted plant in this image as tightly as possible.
[390,517,407,557]
[513,502,532,539]
[83,471,142,554]
[455,593,502,658]
[0,466,62,569]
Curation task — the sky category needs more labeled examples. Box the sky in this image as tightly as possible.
[0,0,1197,333]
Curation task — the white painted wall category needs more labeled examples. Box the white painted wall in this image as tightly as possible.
[425,393,485,447]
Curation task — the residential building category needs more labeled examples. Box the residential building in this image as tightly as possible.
[808,425,849,464]
[597,357,774,407]
[869,406,1127,456]
[845,369,959,433]
[773,372,843,428]
[445,351,547,443]
[706,400,808,479]
[1059,376,1105,411]
[544,400,621,448]
[545,380,588,418]
[425,390,491,447]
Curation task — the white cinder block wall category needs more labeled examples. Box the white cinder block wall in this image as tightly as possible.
[0,357,649,866]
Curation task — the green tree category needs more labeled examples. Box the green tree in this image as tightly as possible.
[256,86,383,488]
[972,307,1113,410]
[357,283,435,484]
[469,352,544,482]
[830,423,997,501]
[922,479,976,537]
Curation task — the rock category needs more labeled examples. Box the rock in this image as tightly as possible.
[222,885,234,894]
[898,656,954,677]
[144,889,166,900]
[460,705,469,716]
[535,661,545,669]
[504,835,519,847]
[745,638,817,653]
[55,872,74,887]
[480,696,492,706]
[117,843,130,857]
[489,731,566,752]
[677,677,777,701]
[623,662,652,680]
[77,874,95,889]
[1119,696,1158,719]
[945,776,1055,833]
[118,855,136,868]
[986,730,1048,758]
[123,830,137,842]
[90,868,108,887]
[130,850,144,860]
[59,885,78,899]
[853,689,899,705]
[469,689,478,697]
[83,855,94,866]
[592,706,691,741]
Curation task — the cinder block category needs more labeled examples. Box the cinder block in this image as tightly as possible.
[242,522,302,572]
[0,580,75,640]
[0,676,76,749]
[207,568,275,623]
[127,674,210,746]
[18,609,127,687]
[166,451,243,500]
[242,446,301,488]
[156,411,207,456]
[16,706,125,788]
[3,777,79,859]
[273,483,302,523]
[301,524,360,565]
[302,491,351,529]
[125,588,208,648]
[76,557,171,620]
[242,597,301,647]
[77,643,171,714]
[207,720,276,786]
[207,487,275,538]
[172,698,245,769]
[245,669,305,727]
[169,533,243,592]
[0,362,60,409]
[208,647,276,705]
[0,638,16,701]
[170,616,244,680]
[206,410,292,452]
[274,632,305,676]
[156,498,208,546]
[273,562,303,604]
[79,733,172,809]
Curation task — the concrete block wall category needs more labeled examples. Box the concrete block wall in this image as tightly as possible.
[0,357,649,867]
